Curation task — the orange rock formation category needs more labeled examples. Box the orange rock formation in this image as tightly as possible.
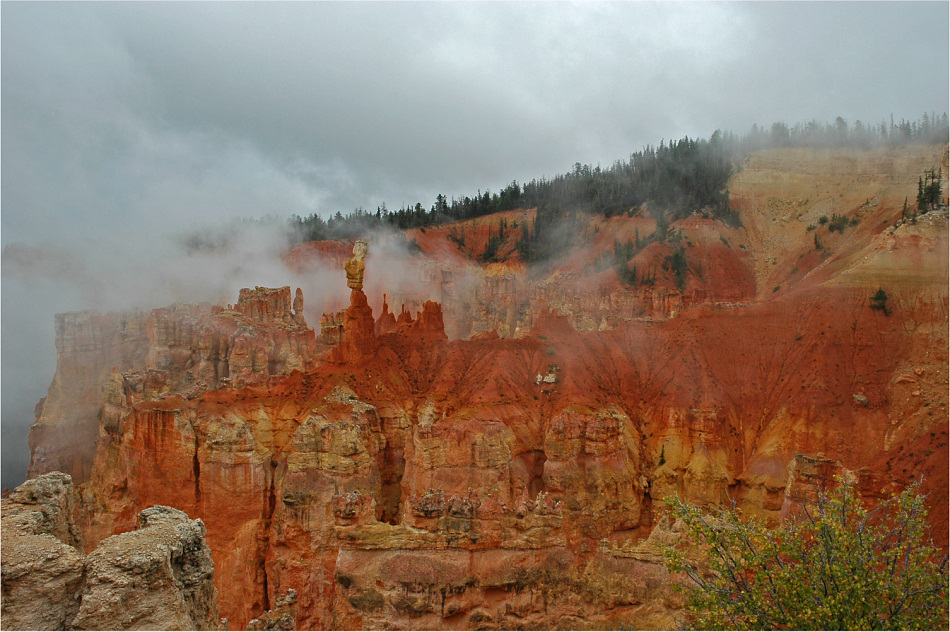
[29,286,316,484]
[23,144,949,630]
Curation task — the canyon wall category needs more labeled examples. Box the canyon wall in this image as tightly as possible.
[28,286,317,485]
[20,145,950,629]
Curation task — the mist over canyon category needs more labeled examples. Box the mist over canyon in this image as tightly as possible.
[8,140,950,628]
[3,1,948,488]
[3,3,949,630]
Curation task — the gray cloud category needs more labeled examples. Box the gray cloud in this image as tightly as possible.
[2,1,948,487]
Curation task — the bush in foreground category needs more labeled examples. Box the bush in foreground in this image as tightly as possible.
[663,479,948,630]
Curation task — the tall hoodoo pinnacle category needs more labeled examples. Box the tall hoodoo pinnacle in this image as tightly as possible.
[344,239,368,291]
[330,239,379,363]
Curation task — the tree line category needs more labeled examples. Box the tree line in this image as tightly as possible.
[736,112,948,153]
[288,132,736,244]
[282,112,948,245]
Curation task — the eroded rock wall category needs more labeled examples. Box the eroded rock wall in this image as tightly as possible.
[23,145,949,631]
[28,287,317,486]
[39,265,943,629]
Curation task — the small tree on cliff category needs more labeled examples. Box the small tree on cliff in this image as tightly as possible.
[870,287,890,315]
[662,479,949,630]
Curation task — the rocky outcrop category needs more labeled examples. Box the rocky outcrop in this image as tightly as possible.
[408,300,448,342]
[780,453,899,521]
[1,474,219,631]
[28,287,318,485]
[233,285,307,329]
[247,590,297,631]
[328,290,379,363]
[72,505,219,631]
[331,547,643,630]
[374,295,397,335]
[320,310,345,345]
[1,472,85,630]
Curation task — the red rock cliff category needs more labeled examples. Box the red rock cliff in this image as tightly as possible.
[25,145,950,630]
[57,272,946,628]
[28,287,318,485]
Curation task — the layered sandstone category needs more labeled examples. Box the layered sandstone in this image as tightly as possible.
[60,269,946,629]
[28,287,318,485]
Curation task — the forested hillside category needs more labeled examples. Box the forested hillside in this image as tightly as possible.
[283,113,948,243]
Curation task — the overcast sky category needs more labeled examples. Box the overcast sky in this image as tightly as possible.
[2,1,948,487]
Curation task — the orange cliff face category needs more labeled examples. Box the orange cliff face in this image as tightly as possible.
[28,286,317,484]
[57,276,948,629]
[25,144,950,630]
